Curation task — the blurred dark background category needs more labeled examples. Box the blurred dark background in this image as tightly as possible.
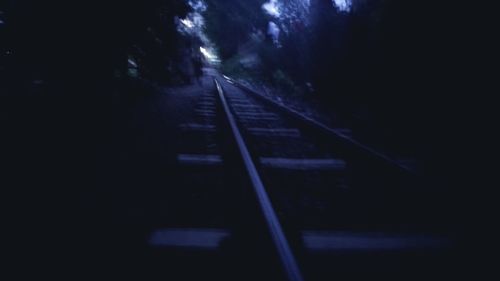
[0,0,483,278]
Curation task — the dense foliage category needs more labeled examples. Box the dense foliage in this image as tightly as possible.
[201,0,453,160]
[1,0,191,85]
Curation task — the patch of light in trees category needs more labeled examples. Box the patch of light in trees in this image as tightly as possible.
[267,22,281,47]
[332,0,351,12]
[199,47,220,63]
[262,0,281,18]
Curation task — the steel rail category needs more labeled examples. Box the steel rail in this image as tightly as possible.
[214,79,304,281]
[224,76,415,175]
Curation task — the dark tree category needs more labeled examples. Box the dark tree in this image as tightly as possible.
[3,0,189,87]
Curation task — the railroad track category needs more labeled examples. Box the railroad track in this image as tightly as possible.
[150,75,453,281]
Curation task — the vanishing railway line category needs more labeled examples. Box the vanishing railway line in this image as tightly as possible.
[150,73,452,281]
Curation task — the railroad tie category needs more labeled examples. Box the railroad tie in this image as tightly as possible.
[247,128,301,138]
[259,157,346,170]
[237,115,279,121]
[195,109,215,117]
[150,228,230,249]
[178,154,223,166]
[150,229,448,251]
[197,101,216,107]
[179,123,217,132]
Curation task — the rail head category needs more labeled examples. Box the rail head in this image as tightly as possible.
[214,78,304,281]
